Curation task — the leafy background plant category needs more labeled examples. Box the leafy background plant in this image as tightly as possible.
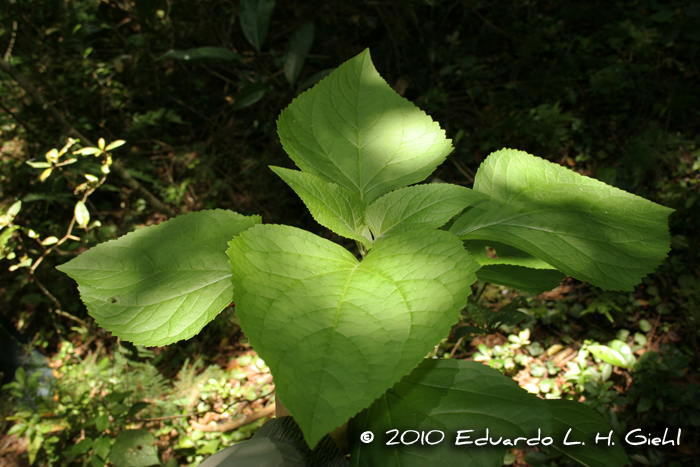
[1,0,698,466]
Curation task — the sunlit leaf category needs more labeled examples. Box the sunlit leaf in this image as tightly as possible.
[0,200,21,228]
[104,140,126,151]
[41,236,59,246]
[270,166,369,244]
[74,201,89,228]
[25,160,52,169]
[40,168,53,182]
[278,49,453,206]
[73,147,103,156]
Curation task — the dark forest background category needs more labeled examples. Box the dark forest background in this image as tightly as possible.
[0,1,698,466]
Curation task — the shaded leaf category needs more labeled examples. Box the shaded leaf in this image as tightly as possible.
[227,225,478,448]
[365,184,486,240]
[476,264,565,294]
[451,149,673,291]
[284,22,314,85]
[350,359,551,467]
[110,430,159,467]
[298,68,335,91]
[157,47,242,61]
[239,0,275,52]
[546,399,629,467]
[233,83,271,110]
[57,210,261,346]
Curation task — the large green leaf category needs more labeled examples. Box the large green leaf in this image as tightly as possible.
[239,0,275,52]
[546,399,629,467]
[451,149,673,291]
[227,225,478,448]
[350,359,551,467]
[270,166,370,245]
[365,184,486,240]
[57,210,260,346]
[277,49,453,206]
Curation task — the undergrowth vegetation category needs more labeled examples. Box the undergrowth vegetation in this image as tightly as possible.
[1,0,699,466]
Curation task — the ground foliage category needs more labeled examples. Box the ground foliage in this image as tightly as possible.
[0,0,699,466]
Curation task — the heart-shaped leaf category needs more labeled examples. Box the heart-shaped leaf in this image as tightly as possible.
[277,49,453,206]
[227,224,478,447]
[57,210,260,346]
[350,359,551,467]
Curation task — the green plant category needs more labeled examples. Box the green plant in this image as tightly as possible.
[56,50,673,466]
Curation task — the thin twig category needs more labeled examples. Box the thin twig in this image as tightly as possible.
[189,404,276,433]
[468,3,508,37]
[3,20,17,61]
[449,336,464,358]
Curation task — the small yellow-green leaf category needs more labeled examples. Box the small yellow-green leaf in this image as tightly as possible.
[40,168,53,182]
[45,148,59,164]
[73,147,103,156]
[41,236,59,246]
[588,344,630,368]
[98,138,106,150]
[85,174,99,182]
[25,160,52,169]
[105,140,126,151]
[74,201,90,228]
[0,200,21,227]
[9,254,33,271]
